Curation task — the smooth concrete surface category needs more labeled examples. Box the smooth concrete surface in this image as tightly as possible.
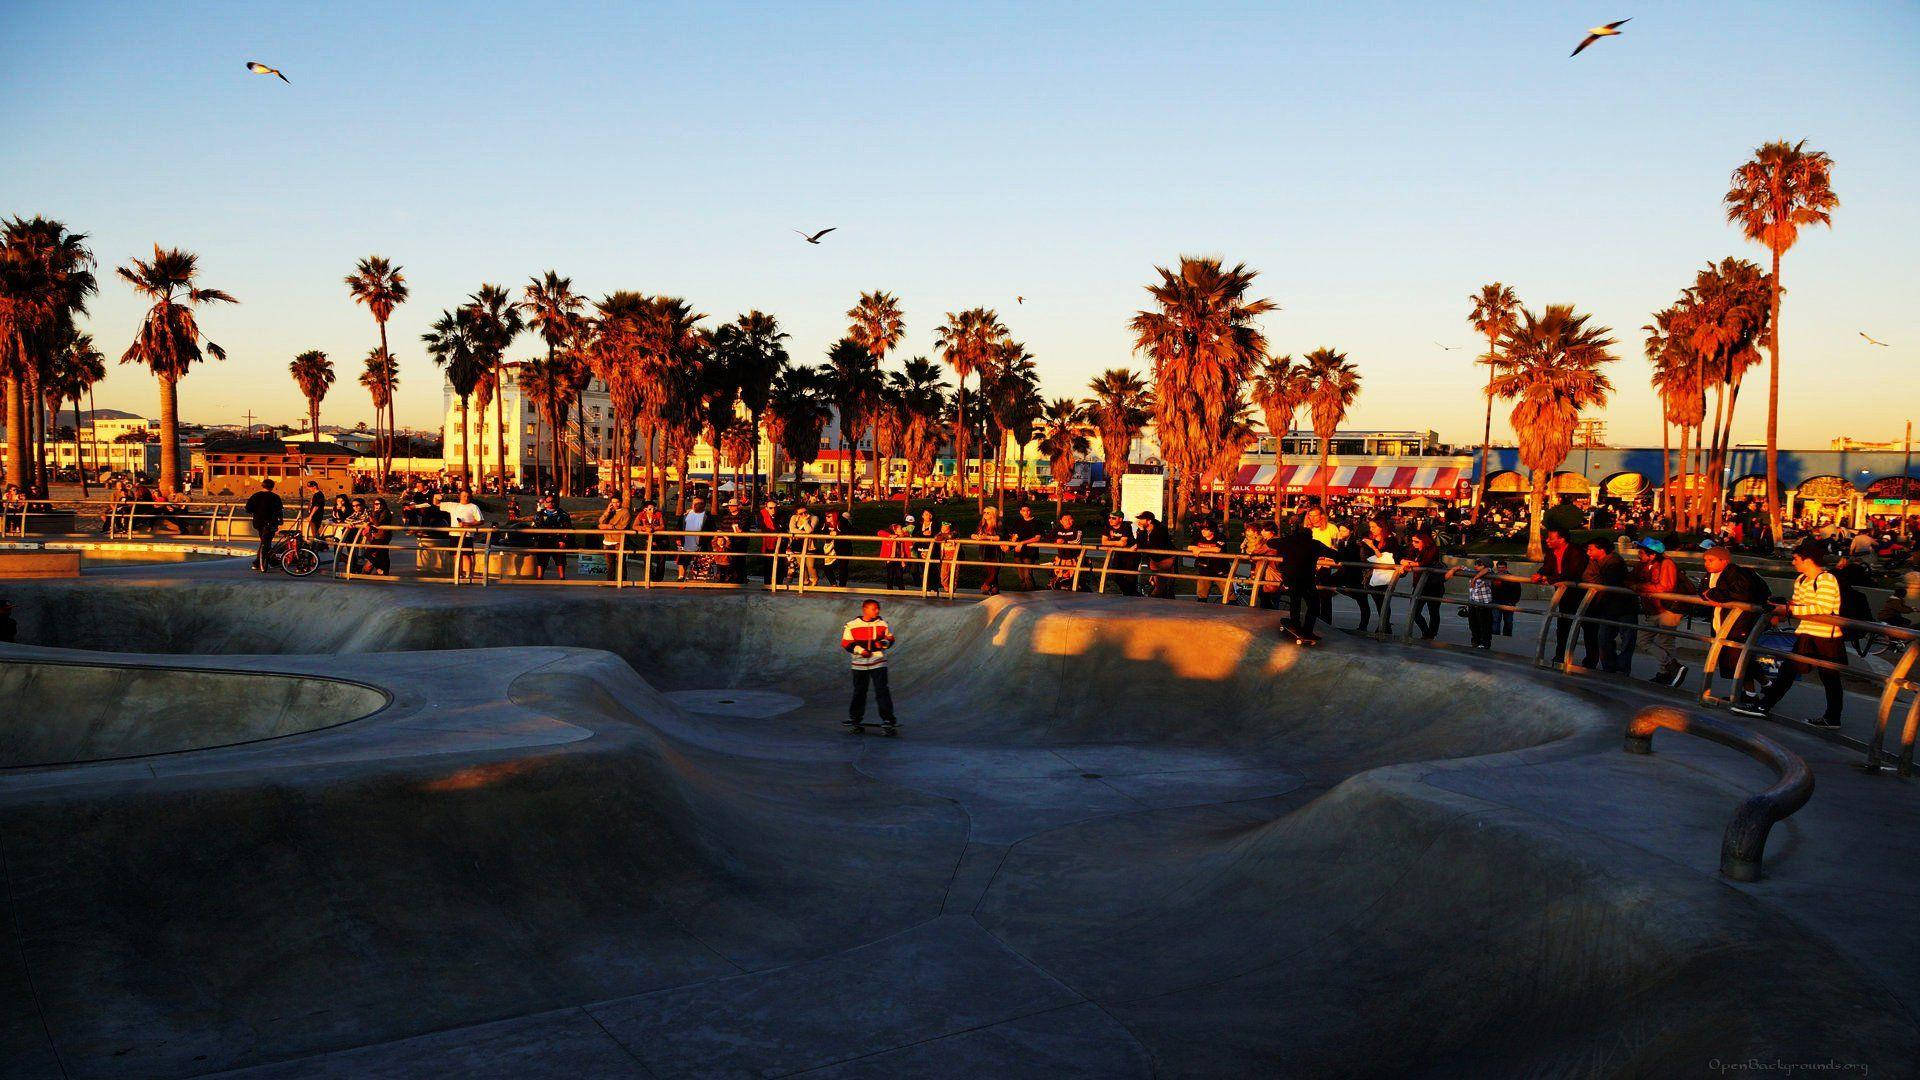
[0,563,1916,1078]
[0,658,387,767]
[0,550,80,578]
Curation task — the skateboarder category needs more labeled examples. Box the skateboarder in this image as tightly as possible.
[842,599,897,732]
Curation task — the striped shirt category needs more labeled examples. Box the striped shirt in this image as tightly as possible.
[842,617,894,670]
[1788,571,1842,639]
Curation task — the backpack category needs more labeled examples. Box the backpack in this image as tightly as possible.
[1838,581,1872,641]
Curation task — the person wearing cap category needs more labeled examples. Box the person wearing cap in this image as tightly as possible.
[1578,537,1632,672]
[1189,522,1227,602]
[1100,511,1138,595]
[1132,511,1176,598]
[1629,536,1686,686]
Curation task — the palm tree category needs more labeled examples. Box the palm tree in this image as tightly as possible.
[1302,348,1361,503]
[1082,368,1154,513]
[516,356,569,490]
[1679,258,1771,528]
[888,357,949,499]
[847,290,905,500]
[710,311,787,504]
[45,326,105,495]
[985,343,1039,508]
[1129,257,1276,522]
[520,271,585,493]
[1644,307,1694,527]
[1467,283,1520,518]
[1724,140,1838,543]
[359,348,399,480]
[288,350,335,443]
[1489,305,1617,560]
[827,337,883,509]
[344,256,409,484]
[423,307,488,477]
[932,307,1010,502]
[765,362,835,499]
[1,217,96,496]
[463,284,524,487]
[1037,398,1090,516]
[116,246,235,494]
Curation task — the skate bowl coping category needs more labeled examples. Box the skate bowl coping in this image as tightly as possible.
[1624,704,1814,882]
[0,658,390,768]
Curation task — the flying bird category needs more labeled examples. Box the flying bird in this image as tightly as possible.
[793,227,836,245]
[1860,331,1890,347]
[1016,296,1025,305]
[1434,342,1458,351]
[1571,18,1630,57]
[245,61,290,83]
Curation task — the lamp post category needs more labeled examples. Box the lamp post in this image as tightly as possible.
[1903,419,1913,540]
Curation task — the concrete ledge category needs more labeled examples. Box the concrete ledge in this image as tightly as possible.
[0,551,80,579]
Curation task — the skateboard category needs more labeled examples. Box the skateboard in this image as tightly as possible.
[844,722,901,737]
[1278,625,1320,647]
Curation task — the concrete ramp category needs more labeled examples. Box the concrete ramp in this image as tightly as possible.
[0,659,387,768]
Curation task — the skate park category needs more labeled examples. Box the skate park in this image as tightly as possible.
[1,553,1916,1080]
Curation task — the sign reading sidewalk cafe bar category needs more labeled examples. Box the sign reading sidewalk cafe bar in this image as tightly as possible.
[1214,462,1469,498]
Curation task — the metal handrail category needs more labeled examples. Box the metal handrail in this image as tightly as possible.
[1623,705,1814,882]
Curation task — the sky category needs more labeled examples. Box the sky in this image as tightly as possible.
[3,0,1916,449]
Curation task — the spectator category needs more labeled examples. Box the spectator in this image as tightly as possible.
[1464,557,1496,649]
[1401,530,1451,641]
[1579,537,1632,672]
[244,478,284,572]
[1737,544,1846,728]
[678,496,710,581]
[1699,544,1770,707]
[597,495,632,580]
[972,507,1004,596]
[1629,537,1686,685]
[1490,559,1520,636]
[530,493,572,580]
[1189,522,1227,602]
[1532,525,1589,663]
[1006,505,1044,589]
[1272,520,1340,643]
[1132,511,1177,598]
[1099,511,1137,596]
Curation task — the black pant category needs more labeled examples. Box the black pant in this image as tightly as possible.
[1467,606,1494,647]
[1411,594,1442,640]
[1287,584,1319,637]
[885,562,905,590]
[1345,587,1371,631]
[1761,634,1846,721]
[850,667,895,724]
[254,523,278,570]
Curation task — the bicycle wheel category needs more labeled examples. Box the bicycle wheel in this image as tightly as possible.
[282,545,320,577]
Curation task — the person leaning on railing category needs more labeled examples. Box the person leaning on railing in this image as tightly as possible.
[1189,522,1226,603]
[597,495,632,580]
[1629,537,1686,687]
[1532,525,1589,663]
[1698,543,1770,706]
[971,507,1003,596]
[1100,511,1138,596]
[1734,543,1846,728]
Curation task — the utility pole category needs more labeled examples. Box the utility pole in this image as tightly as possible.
[241,410,257,438]
[1903,419,1913,540]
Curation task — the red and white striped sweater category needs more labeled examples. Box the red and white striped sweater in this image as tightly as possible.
[842,617,894,670]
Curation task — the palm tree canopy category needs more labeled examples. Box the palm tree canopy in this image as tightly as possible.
[1038,397,1090,479]
[359,348,399,409]
[1468,283,1520,345]
[288,349,335,405]
[1129,256,1275,506]
[45,324,106,401]
[116,245,236,378]
[932,307,1009,383]
[1490,304,1617,475]
[847,290,906,364]
[344,255,409,325]
[1302,347,1361,439]
[0,216,98,382]
[521,270,584,351]
[423,307,489,398]
[712,310,789,416]
[1247,354,1303,438]
[1724,139,1839,258]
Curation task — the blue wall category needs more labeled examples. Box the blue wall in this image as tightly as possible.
[1476,447,1917,490]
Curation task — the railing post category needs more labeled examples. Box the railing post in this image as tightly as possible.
[1096,548,1113,595]
[919,537,934,597]
[1221,556,1239,605]
[1534,583,1567,665]
[1069,547,1086,593]
[1727,608,1771,695]
[771,535,786,592]
[615,531,627,588]
[1863,638,1919,773]
[642,531,654,587]
[479,529,494,586]
[1560,584,1601,670]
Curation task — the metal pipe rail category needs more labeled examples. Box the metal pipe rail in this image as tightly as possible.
[1623,705,1814,882]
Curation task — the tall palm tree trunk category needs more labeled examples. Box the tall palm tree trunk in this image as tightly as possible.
[3,376,24,490]
[157,373,183,495]
[1659,418,1671,527]
[1474,330,1497,522]
[87,385,99,490]
[1707,386,1726,531]
[457,398,471,478]
[751,410,764,507]
[1764,251,1783,543]
[1526,469,1546,562]
[71,394,87,496]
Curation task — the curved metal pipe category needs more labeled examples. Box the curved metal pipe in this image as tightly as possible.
[1623,705,1814,882]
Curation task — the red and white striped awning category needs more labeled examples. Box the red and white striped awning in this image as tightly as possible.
[1215,463,1467,498]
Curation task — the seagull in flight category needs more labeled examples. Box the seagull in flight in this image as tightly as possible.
[1860,331,1890,347]
[793,227,836,245]
[245,60,291,83]
[1434,342,1458,351]
[1571,18,1630,57]
[1016,296,1025,305]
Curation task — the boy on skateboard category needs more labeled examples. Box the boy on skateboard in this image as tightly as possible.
[842,599,898,733]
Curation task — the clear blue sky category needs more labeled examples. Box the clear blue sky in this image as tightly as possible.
[4,0,1915,447]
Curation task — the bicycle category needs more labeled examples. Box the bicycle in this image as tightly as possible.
[272,532,330,577]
